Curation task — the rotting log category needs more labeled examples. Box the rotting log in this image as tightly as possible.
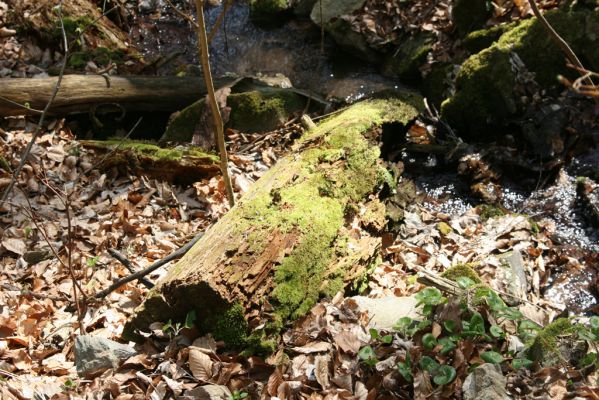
[123,94,423,349]
[79,140,220,185]
[0,75,238,117]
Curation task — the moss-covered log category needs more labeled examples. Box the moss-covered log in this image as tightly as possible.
[79,140,219,185]
[123,95,423,348]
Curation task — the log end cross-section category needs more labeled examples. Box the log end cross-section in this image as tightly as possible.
[123,94,423,349]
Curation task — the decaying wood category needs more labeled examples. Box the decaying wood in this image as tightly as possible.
[79,140,220,185]
[0,75,238,117]
[123,95,423,342]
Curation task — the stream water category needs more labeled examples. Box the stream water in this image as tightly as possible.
[129,0,598,313]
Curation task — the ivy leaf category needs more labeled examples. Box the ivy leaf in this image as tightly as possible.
[433,365,456,385]
[438,337,457,355]
[381,334,394,344]
[415,287,446,306]
[419,356,439,374]
[490,325,504,338]
[369,328,380,340]
[444,320,456,333]
[394,317,413,335]
[468,312,486,335]
[422,333,437,350]
[397,356,413,382]
[456,276,476,289]
[481,351,504,364]
[358,346,378,366]
[512,358,533,369]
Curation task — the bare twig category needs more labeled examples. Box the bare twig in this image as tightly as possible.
[1,2,69,203]
[194,0,235,207]
[94,232,205,299]
[0,95,44,114]
[107,248,154,289]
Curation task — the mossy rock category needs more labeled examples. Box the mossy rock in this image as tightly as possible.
[461,23,516,53]
[441,9,599,138]
[161,87,314,144]
[441,263,482,284]
[383,33,434,81]
[452,0,491,36]
[421,63,454,107]
[528,318,587,367]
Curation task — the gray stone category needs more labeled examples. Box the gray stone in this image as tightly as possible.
[496,250,528,306]
[74,335,136,378]
[184,384,232,399]
[463,363,510,400]
[351,295,422,330]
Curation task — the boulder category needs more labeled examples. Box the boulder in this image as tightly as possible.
[74,335,136,378]
[441,10,599,139]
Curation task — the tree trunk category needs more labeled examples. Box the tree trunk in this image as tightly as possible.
[123,95,423,348]
[0,75,239,117]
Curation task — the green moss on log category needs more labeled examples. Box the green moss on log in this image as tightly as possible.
[123,95,423,348]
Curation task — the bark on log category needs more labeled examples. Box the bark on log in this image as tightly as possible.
[0,75,238,117]
[123,95,423,347]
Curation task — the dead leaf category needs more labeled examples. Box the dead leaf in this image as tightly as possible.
[188,346,213,382]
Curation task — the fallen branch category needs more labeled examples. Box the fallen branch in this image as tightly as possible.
[107,248,154,289]
[94,231,205,299]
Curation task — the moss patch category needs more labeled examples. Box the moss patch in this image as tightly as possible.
[441,263,482,284]
[462,23,516,53]
[68,47,125,69]
[210,304,249,348]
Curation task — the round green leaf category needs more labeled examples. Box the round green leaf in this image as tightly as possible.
[490,325,503,338]
[433,365,456,385]
[419,356,439,374]
[481,351,504,364]
[512,358,533,369]
[422,333,437,349]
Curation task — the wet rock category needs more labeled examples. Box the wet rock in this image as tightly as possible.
[351,295,422,330]
[462,363,510,400]
[250,0,292,26]
[310,0,380,62]
[521,102,566,159]
[576,177,599,227]
[452,0,491,36]
[74,335,136,378]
